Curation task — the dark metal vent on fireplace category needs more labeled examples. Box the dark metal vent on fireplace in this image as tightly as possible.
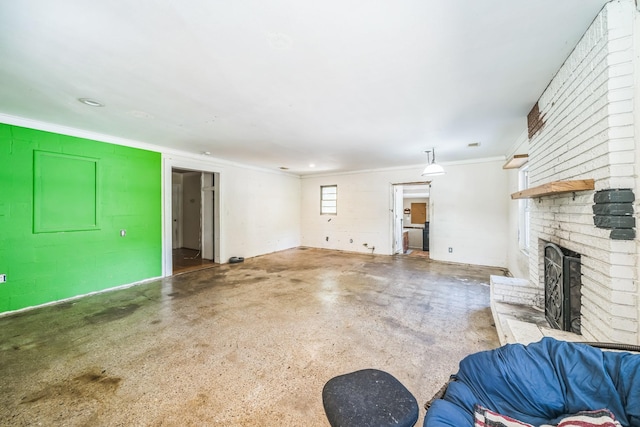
[544,243,582,334]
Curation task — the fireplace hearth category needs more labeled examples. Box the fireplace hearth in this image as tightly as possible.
[544,242,582,334]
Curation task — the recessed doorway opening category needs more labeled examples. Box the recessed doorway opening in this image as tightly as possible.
[163,157,221,277]
[171,169,218,274]
[391,182,430,258]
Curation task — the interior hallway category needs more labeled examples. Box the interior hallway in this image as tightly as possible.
[173,248,215,275]
[0,248,503,426]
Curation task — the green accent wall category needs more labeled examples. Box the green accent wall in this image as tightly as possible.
[0,123,162,313]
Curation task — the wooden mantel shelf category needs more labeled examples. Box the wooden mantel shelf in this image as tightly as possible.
[511,179,595,199]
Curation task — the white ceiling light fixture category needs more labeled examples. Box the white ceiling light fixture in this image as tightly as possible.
[78,98,104,107]
[421,148,446,177]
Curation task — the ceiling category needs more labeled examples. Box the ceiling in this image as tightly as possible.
[0,0,610,175]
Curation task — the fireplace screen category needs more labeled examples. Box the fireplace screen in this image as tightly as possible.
[544,242,581,334]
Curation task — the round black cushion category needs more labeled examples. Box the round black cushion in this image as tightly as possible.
[322,369,419,427]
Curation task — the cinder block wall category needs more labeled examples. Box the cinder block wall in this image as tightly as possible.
[528,1,638,343]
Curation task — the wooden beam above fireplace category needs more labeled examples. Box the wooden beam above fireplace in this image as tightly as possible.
[511,179,595,199]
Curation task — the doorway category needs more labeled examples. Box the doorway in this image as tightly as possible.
[391,182,430,257]
[170,168,219,274]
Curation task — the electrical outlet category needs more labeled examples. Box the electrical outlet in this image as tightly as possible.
[350,239,353,243]
[325,236,329,241]
[0,274,6,283]
[448,247,453,253]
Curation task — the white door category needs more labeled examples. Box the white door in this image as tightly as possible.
[171,183,182,249]
[201,172,214,261]
[393,185,404,254]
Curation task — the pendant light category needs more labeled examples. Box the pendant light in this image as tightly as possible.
[422,148,445,176]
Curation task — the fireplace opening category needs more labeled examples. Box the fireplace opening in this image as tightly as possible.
[544,242,582,334]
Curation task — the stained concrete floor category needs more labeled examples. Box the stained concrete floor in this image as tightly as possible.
[0,248,503,426]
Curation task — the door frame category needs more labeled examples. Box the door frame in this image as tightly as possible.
[163,155,222,276]
[171,181,183,249]
[389,181,430,254]
[392,185,404,254]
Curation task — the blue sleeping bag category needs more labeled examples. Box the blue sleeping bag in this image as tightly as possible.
[424,337,640,426]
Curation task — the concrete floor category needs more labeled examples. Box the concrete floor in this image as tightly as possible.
[0,248,503,426]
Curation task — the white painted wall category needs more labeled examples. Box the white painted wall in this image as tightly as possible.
[222,165,302,259]
[527,0,639,343]
[163,154,301,274]
[429,160,508,267]
[300,160,508,267]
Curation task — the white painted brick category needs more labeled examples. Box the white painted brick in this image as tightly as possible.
[611,290,635,305]
[608,163,635,177]
[611,277,636,292]
[608,26,633,40]
[608,99,634,115]
[608,87,634,102]
[581,314,610,339]
[609,150,637,164]
[608,136,635,150]
[611,317,637,332]
[608,76,635,93]
[603,176,636,189]
[584,258,631,280]
[609,239,637,254]
[608,112,635,127]
[608,50,634,66]
[582,269,616,293]
[608,62,634,79]
[607,36,633,53]
[583,297,638,320]
[608,329,639,344]
[612,304,638,320]
[609,252,637,266]
[606,1,635,32]
[526,1,638,347]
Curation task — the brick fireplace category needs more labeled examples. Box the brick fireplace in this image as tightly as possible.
[522,0,639,344]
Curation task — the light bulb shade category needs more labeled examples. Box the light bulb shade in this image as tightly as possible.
[421,163,445,176]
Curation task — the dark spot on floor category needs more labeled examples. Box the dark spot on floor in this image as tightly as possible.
[84,304,140,324]
[20,368,121,405]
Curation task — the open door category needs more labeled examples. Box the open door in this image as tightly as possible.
[171,183,182,249]
[393,185,404,254]
[169,168,219,275]
[201,172,215,261]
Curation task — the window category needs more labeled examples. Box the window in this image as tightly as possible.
[519,166,530,252]
[321,185,337,215]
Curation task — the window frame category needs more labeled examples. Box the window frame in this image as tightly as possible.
[518,166,530,253]
[320,185,337,215]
